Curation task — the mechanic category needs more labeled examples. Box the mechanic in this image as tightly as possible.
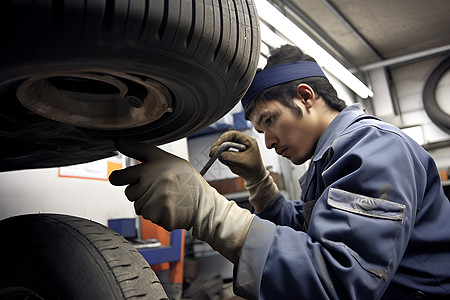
[109,44,450,300]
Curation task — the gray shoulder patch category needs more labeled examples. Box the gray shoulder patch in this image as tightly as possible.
[327,188,405,221]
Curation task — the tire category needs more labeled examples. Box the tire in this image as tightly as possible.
[0,0,260,171]
[423,55,450,134]
[0,214,168,300]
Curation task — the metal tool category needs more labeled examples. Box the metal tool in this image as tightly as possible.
[200,142,247,176]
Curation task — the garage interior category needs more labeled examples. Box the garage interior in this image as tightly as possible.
[0,0,449,299]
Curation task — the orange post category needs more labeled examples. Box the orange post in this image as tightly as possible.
[139,217,185,283]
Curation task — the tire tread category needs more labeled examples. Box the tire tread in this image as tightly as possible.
[56,214,169,300]
[1,214,169,300]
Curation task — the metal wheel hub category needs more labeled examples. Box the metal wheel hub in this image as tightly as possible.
[16,71,173,130]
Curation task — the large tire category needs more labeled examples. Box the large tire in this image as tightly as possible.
[0,214,168,300]
[0,0,260,171]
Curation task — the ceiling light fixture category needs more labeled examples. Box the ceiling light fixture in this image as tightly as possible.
[254,0,374,99]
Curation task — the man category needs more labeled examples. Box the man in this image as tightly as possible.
[110,45,450,299]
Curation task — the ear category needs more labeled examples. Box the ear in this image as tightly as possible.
[296,84,315,109]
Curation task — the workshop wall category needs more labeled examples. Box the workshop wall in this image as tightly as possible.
[0,139,189,226]
[0,164,133,225]
[370,54,450,170]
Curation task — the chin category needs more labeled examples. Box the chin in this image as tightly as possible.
[290,156,310,165]
[290,158,304,165]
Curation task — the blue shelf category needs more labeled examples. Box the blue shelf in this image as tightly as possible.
[108,218,183,265]
[137,229,183,265]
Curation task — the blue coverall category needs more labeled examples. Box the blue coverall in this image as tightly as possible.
[234,104,450,300]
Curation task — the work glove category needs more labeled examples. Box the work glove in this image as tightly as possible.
[209,130,279,212]
[109,139,254,265]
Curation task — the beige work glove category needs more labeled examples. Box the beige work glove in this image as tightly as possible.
[209,130,279,212]
[109,139,254,265]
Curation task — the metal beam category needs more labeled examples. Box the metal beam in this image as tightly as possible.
[356,45,450,71]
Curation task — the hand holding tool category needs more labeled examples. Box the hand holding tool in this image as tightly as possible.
[209,131,280,212]
[209,130,266,184]
[200,142,247,176]
[109,139,254,265]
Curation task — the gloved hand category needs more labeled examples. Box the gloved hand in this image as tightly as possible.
[209,131,279,212]
[109,139,254,264]
[210,130,265,184]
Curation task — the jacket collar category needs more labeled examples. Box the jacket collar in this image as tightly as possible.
[312,103,376,162]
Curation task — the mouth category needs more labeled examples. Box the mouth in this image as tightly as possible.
[276,147,288,157]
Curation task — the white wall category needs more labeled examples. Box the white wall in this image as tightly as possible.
[0,139,189,225]
[0,166,132,225]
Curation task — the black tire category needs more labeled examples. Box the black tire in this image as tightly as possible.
[0,0,260,171]
[0,214,168,300]
[423,55,450,134]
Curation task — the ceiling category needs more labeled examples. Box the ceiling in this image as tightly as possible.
[267,0,450,72]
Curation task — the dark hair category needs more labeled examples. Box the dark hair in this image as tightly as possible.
[244,44,347,119]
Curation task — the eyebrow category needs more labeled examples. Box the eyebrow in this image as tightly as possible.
[255,112,271,127]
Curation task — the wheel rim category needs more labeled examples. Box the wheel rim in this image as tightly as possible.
[16,71,173,130]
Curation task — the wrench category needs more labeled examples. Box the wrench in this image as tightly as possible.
[200,142,247,176]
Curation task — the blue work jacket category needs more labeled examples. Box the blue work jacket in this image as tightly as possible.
[234,104,450,300]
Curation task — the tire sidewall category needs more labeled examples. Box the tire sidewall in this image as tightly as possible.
[1,46,228,142]
[0,214,167,300]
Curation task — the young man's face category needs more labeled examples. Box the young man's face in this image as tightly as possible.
[250,98,322,165]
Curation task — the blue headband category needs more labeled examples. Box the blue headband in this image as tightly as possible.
[241,60,326,108]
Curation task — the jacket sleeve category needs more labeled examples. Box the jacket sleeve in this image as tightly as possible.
[256,192,305,231]
[234,126,424,300]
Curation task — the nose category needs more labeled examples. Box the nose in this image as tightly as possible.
[264,132,277,149]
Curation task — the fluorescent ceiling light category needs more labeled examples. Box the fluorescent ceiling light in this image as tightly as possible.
[260,22,291,49]
[254,0,374,99]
